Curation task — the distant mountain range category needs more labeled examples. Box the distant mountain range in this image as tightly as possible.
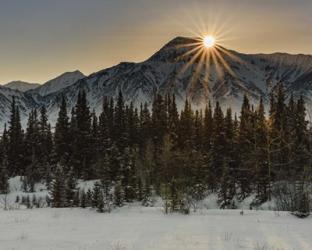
[3,81,40,92]
[1,36,312,129]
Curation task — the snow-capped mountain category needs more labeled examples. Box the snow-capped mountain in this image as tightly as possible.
[3,81,40,92]
[1,36,312,128]
[0,85,38,127]
[29,70,85,97]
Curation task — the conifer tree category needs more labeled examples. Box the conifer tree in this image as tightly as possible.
[138,102,151,156]
[269,84,289,179]
[114,180,125,207]
[237,95,253,199]
[7,96,24,176]
[92,181,102,208]
[167,94,179,148]
[65,167,77,206]
[203,102,213,152]
[98,97,114,157]
[254,97,270,202]
[0,154,9,194]
[80,190,87,208]
[50,164,67,208]
[121,148,137,202]
[71,90,92,179]
[141,182,153,207]
[218,108,236,205]
[209,101,225,191]
[178,99,194,150]
[54,96,71,165]
[193,110,203,151]
[114,91,128,151]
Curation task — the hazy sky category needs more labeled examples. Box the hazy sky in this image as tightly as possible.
[1,0,312,84]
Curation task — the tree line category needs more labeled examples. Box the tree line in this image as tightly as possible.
[0,84,311,215]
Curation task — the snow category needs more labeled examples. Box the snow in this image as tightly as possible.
[3,81,40,92]
[1,177,311,250]
[0,207,311,250]
[2,37,312,130]
[34,70,85,96]
[0,177,49,209]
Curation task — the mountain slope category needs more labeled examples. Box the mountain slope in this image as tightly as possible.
[3,81,40,92]
[0,85,38,127]
[42,37,312,122]
[30,70,85,97]
[1,36,312,128]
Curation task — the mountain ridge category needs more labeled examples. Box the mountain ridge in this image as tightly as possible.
[1,36,312,128]
[3,81,40,92]
[28,70,85,97]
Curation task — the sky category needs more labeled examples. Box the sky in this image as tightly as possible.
[1,0,312,84]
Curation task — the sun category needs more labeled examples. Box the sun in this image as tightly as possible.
[203,35,216,48]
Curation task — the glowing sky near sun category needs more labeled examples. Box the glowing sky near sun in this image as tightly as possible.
[0,0,312,84]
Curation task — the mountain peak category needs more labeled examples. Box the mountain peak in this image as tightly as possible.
[2,36,312,130]
[149,36,233,64]
[164,36,198,47]
[149,36,200,63]
[3,81,40,92]
[32,70,85,96]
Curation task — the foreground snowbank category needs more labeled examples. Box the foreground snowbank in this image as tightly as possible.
[0,207,311,250]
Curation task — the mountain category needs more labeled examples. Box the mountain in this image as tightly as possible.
[30,70,85,97]
[1,36,312,128]
[0,85,38,127]
[42,37,312,121]
[3,81,40,92]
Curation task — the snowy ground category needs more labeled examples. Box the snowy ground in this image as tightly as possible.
[1,178,311,250]
[0,206,311,250]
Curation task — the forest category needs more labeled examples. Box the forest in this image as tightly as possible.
[0,84,311,217]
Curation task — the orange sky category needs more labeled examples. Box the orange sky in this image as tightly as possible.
[1,0,312,84]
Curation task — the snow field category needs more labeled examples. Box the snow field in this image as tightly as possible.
[0,207,311,250]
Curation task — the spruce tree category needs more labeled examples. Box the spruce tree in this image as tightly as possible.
[114,180,125,207]
[218,108,235,206]
[269,84,289,179]
[7,96,24,176]
[209,101,225,191]
[92,181,102,208]
[114,91,128,151]
[98,97,114,156]
[237,95,253,199]
[71,90,93,179]
[54,95,71,165]
[0,155,9,194]
[50,164,67,208]
[65,167,77,206]
[254,97,270,202]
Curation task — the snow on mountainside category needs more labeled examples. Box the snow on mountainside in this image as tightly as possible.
[42,37,312,122]
[1,36,312,128]
[29,70,85,97]
[0,85,38,127]
[3,81,40,92]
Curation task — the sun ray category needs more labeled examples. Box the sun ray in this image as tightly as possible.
[214,48,236,77]
[203,51,212,95]
[216,46,244,64]
[175,41,202,50]
[178,47,205,76]
[168,7,246,102]
[178,45,202,59]
[187,47,207,97]
[210,48,224,80]
[204,51,212,82]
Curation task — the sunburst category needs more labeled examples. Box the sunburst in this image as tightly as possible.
[173,9,243,101]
